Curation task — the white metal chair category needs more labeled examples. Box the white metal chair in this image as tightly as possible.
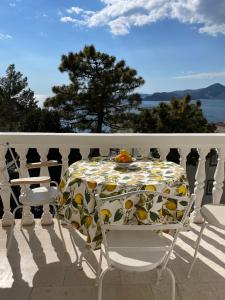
[188,203,225,278]
[95,190,195,300]
[0,143,66,256]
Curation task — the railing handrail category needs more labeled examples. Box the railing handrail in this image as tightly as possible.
[0,132,225,148]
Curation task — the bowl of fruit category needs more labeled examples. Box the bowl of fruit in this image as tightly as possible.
[113,149,136,168]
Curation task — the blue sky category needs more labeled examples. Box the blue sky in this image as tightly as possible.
[0,0,225,105]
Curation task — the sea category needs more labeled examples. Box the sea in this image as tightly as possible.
[141,99,225,123]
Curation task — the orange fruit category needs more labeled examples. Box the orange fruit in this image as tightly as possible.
[116,153,132,163]
[120,149,129,155]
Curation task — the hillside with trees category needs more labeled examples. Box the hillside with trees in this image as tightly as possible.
[142,83,225,101]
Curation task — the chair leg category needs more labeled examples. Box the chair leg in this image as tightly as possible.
[98,267,110,300]
[77,247,89,270]
[187,221,206,278]
[166,267,175,300]
[96,249,103,286]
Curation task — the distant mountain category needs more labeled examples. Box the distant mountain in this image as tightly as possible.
[142,83,225,101]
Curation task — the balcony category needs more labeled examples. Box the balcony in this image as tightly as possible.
[0,132,225,300]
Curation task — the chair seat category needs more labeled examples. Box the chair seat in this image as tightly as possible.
[201,204,225,230]
[104,230,170,272]
[19,186,58,206]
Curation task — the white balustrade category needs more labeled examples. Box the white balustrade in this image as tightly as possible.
[0,133,225,226]
[179,148,190,172]
[16,146,34,226]
[213,148,225,205]
[0,146,13,226]
[100,148,109,157]
[59,146,70,177]
[158,148,170,161]
[38,147,53,225]
[191,147,210,223]
[138,147,150,158]
[79,147,90,160]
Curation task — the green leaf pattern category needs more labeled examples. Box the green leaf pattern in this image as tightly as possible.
[58,159,190,249]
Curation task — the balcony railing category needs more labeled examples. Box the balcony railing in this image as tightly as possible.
[0,133,224,227]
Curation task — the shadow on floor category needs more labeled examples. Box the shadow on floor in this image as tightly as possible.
[1,222,225,300]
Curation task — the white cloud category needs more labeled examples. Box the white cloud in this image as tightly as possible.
[66,6,83,14]
[60,16,86,26]
[84,11,95,16]
[9,2,16,7]
[0,33,12,40]
[175,70,225,79]
[60,0,225,36]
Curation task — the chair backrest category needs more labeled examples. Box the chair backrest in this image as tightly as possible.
[0,142,21,206]
[0,142,59,207]
[95,190,195,267]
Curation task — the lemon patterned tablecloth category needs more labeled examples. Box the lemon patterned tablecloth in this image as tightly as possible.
[58,159,189,249]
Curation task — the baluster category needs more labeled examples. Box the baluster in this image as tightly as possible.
[80,147,90,160]
[16,146,34,225]
[37,147,53,225]
[131,148,138,158]
[179,148,190,172]
[137,147,150,159]
[59,147,70,178]
[0,146,14,226]
[38,147,50,178]
[158,148,169,161]
[212,148,225,205]
[100,148,109,158]
[191,147,209,223]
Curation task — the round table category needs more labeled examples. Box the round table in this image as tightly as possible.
[58,159,189,249]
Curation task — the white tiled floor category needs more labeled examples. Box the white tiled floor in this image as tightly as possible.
[0,220,225,300]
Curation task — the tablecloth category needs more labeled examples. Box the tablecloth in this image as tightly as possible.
[58,159,189,249]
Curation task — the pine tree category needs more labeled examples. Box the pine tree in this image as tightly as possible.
[44,45,144,133]
[20,109,64,132]
[0,64,38,131]
[133,95,216,133]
